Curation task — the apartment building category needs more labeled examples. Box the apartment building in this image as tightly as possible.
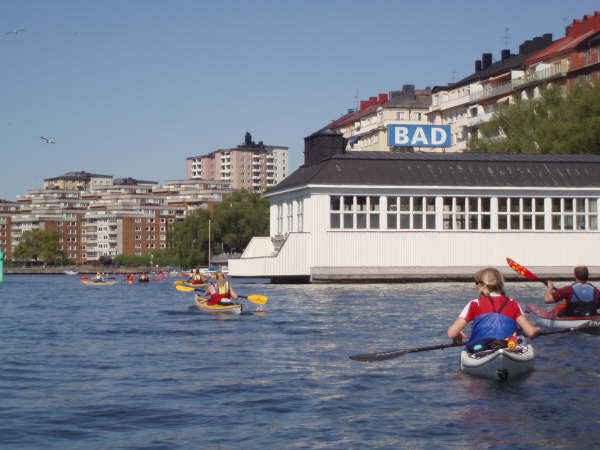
[328,85,432,152]
[6,172,232,263]
[429,11,600,152]
[186,132,289,193]
[524,11,600,90]
[0,199,19,259]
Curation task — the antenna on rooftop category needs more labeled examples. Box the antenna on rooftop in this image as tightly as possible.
[451,71,457,83]
[354,89,359,110]
[504,27,510,48]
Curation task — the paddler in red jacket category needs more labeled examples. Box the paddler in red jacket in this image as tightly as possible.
[205,271,238,306]
[544,266,600,317]
[448,267,540,352]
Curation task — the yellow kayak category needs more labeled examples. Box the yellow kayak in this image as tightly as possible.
[194,294,242,314]
[81,280,118,286]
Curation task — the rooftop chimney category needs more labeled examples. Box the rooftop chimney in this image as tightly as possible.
[501,49,511,60]
[519,34,553,54]
[475,60,482,72]
[482,53,492,69]
[304,129,345,167]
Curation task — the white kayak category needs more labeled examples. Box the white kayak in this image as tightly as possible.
[460,344,535,381]
[526,304,600,329]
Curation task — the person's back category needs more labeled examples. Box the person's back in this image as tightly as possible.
[545,266,600,317]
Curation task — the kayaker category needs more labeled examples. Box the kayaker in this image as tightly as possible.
[447,267,540,352]
[94,272,104,283]
[544,266,600,317]
[205,271,238,306]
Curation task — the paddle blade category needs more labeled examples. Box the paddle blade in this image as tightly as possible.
[349,350,408,362]
[176,285,196,292]
[506,257,539,281]
[244,294,268,305]
[173,280,184,285]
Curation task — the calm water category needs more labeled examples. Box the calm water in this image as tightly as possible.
[1,275,599,449]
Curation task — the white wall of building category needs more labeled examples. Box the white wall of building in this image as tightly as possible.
[230,186,600,278]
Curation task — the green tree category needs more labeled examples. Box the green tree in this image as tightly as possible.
[211,190,269,253]
[166,190,269,266]
[13,229,66,264]
[168,208,212,267]
[113,254,151,267]
[468,83,600,154]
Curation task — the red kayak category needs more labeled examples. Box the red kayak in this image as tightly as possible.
[526,303,600,329]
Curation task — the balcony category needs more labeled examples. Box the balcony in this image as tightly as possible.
[470,82,513,102]
[466,111,494,127]
[569,51,600,72]
[512,66,566,90]
[440,93,471,109]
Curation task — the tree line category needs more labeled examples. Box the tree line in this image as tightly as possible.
[468,82,600,154]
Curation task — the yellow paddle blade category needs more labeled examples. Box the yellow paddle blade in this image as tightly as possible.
[176,285,197,292]
[245,294,268,305]
[173,280,184,285]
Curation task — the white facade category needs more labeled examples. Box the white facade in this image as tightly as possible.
[229,184,600,280]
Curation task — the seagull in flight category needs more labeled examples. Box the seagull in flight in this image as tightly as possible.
[5,29,25,36]
[41,136,56,144]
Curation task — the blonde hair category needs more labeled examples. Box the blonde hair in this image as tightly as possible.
[216,271,226,289]
[474,267,505,297]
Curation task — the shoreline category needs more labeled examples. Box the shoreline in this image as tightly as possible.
[2,266,581,283]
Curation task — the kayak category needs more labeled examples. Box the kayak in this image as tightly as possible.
[460,344,535,381]
[194,294,242,314]
[182,281,208,288]
[526,304,600,329]
[81,280,118,286]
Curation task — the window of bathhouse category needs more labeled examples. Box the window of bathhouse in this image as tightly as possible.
[287,201,293,232]
[296,199,303,232]
[443,197,491,230]
[498,197,544,230]
[277,203,283,234]
[330,196,341,229]
[330,195,379,230]
[551,198,598,231]
[387,196,435,230]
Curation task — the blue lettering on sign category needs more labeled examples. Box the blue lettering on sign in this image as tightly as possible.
[388,125,451,147]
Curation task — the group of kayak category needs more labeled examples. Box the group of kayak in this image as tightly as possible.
[456,264,600,381]
[351,260,600,382]
[80,272,162,285]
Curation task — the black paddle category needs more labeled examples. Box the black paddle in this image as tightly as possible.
[349,320,600,362]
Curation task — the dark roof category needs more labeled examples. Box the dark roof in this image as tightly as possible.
[452,35,554,89]
[270,151,600,193]
[44,171,112,182]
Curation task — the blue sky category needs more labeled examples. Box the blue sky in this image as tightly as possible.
[1,1,599,200]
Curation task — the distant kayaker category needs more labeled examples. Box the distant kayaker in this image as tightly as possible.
[544,266,600,317]
[448,267,540,352]
[205,271,238,306]
[94,272,104,283]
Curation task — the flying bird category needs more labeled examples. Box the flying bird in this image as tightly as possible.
[40,136,56,144]
[5,29,25,36]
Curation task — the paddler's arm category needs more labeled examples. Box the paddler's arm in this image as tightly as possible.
[544,281,557,304]
[229,285,238,300]
[447,318,468,344]
[516,315,540,339]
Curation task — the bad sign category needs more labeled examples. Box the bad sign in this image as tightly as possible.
[388,125,451,147]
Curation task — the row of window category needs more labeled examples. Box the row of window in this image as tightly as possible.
[329,195,599,231]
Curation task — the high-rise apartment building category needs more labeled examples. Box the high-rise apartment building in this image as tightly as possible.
[186,133,289,193]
